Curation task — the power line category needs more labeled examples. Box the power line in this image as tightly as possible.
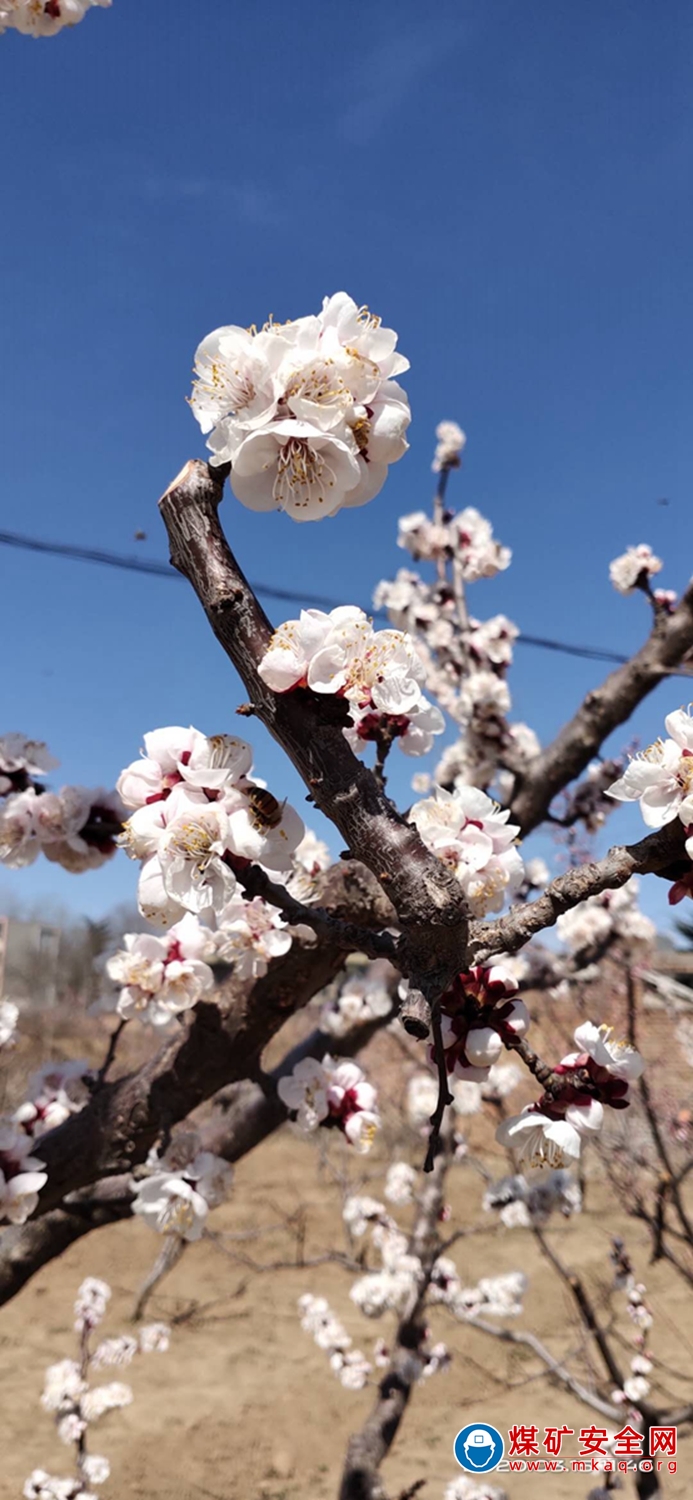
[0,525,640,669]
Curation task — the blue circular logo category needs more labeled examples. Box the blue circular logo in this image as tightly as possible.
[453,1422,504,1473]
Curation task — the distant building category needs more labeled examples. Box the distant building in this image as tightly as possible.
[0,915,62,1007]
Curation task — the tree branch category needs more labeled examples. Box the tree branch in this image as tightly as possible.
[26,861,391,1215]
[339,1122,452,1500]
[510,582,693,835]
[158,461,468,995]
[0,958,398,1307]
[469,820,688,963]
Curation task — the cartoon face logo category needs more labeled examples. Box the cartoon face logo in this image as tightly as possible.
[453,1422,505,1473]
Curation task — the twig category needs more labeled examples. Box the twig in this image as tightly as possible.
[510,577,693,836]
[95,1018,127,1087]
[132,1233,187,1322]
[236,862,398,961]
[423,1005,453,1173]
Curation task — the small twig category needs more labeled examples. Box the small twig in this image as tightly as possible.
[423,1004,454,1173]
[132,1233,187,1322]
[398,987,432,1040]
[94,1018,127,1087]
[236,862,398,962]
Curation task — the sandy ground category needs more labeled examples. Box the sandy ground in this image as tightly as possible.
[2,1117,692,1500]
[2,995,692,1500]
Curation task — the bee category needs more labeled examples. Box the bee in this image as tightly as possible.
[246,786,286,830]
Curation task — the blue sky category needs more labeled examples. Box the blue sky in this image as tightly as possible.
[1,0,692,933]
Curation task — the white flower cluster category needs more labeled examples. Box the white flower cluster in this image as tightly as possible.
[14,1059,91,1139]
[210,894,292,978]
[350,1223,423,1318]
[297,1293,371,1390]
[320,969,393,1037]
[190,292,410,522]
[609,544,662,595]
[398,506,510,582]
[259,606,444,758]
[607,709,693,904]
[432,420,466,473]
[117,726,304,926]
[610,1270,655,1407]
[28,1277,168,1500]
[409,785,524,915]
[384,1161,417,1206]
[483,1169,582,1229]
[0,1120,48,1223]
[277,1055,380,1153]
[0,783,123,873]
[342,1194,393,1239]
[0,734,58,794]
[131,1147,233,1242]
[106,913,216,1026]
[447,1269,528,1321]
[0,0,110,37]
[556,878,656,957]
[497,1022,644,1169]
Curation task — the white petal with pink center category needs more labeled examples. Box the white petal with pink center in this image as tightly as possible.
[571,1021,645,1081]
[158,803,237,915]
[496,1110,583,1168]
[117,726,205,809]
[225,790,304,870]
[606,708,693,827]
[231,419,362,521]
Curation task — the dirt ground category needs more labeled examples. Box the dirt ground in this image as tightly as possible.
[1,1000,692,1500]
[1,1127,692,1499]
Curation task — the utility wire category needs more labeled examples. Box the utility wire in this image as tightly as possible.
[0,525,645,669]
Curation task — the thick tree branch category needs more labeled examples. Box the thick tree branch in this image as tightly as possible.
[158,461,468,994]
[26,862,391,1216]
[510,582,693,835]
[469,820,687,963]
[0,959,398,1307]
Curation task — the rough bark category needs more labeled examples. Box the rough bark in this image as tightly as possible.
[0,962,398,1307]
[27,862,391,1215]
[158,461,469,996]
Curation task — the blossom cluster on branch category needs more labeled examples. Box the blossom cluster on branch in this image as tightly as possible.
[131,1139,233,1242]
[0,0,110,37]
[498,1021,644,1168]
[190,292,410,521]
[259,605,444,758]
[27,1277,168,1500]
[277,1054,380,1153]
[0,735,123,873]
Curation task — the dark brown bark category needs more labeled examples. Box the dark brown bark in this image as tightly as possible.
[158,461,469,997]
[28,862,391,1214]
[0,957,398,1307]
